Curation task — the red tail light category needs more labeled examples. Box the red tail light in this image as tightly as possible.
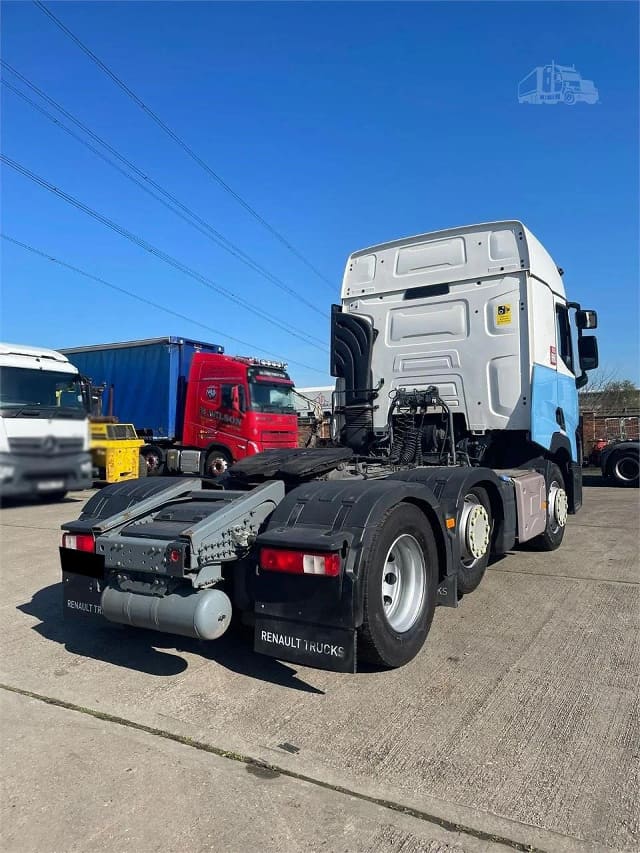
[259,548,340,577]
[61,533,95,553]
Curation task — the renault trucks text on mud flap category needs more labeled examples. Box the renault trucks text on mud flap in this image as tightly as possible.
[60,221,599,672]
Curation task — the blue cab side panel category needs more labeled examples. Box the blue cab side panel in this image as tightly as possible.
[63,338,223,441]
[557,369,579,461]
[531,363,578,461]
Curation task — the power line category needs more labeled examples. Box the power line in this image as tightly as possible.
[1,234,327,375]
[0,62,327,318]
[1,154,328,352]
[33,0,335,292]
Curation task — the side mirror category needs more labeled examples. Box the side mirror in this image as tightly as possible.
[231,385,244,414]
[578,335,599,371]
[576,309,598,330]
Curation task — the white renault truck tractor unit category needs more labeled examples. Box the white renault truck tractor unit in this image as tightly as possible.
[0,343,92,500]
[59,221,598,672]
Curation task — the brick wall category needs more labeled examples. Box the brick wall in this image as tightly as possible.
[582,412,640,445]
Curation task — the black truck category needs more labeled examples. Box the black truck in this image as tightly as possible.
[60,222,599,672]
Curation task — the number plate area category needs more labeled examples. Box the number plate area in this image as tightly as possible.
[37,479,65,491]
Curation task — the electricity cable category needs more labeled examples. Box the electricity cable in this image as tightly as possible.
[0,154,328,352]
[33,0,335,291]
[0,63,327,318]
[1,234,327,375]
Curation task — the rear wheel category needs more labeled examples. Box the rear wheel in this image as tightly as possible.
[358,504,438,668]
[457,486,492,594]
[204,448,232,478]
[531,463,568,551]
[141,445,164,476]
[610,452,639,487]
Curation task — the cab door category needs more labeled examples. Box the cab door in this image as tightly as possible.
[554,299,579,461]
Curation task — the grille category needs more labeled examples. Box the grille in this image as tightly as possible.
[7,436,84,455]
[261,431,296,449]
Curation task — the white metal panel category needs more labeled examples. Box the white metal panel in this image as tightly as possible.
[388,301,468,345]
[0,354,78,374]
[395,237,466,276]
[342,221,529,299]
[528,277,557,369]
[0,342,76,372]
[342,221,566,302]
[523,226,566,298]
[340,222,567,435]
[351,272,529,432]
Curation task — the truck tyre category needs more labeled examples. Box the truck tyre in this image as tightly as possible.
[138,453,148,479]
[358,504,438,668]
[457,486,492,594]
[531,463,568,551]
[608,450,639,487]
[204,448,232,478]
[141,445,164,476]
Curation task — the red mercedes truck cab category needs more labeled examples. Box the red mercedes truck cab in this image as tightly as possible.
[182,354,299,475]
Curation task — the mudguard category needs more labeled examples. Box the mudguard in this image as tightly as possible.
[65,477,202,530]
[254,478,452,671]
[388,466,517,558]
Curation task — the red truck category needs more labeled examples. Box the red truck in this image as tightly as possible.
[63,337,299,476]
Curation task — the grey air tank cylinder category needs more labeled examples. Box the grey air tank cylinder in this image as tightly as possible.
[101,585,232,640]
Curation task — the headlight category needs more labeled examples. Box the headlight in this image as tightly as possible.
[0,465,15,481]
[81,460,93,473]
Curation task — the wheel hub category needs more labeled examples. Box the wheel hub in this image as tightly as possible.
[549,484,568,528]
[144,453,160,472]
[208,457,228,476]
[459,497,490,563]
[381,534,426,633]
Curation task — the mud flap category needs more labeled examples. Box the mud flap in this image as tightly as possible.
[62,571,105,621]
[436,575,458,607]
[254,616,356,673]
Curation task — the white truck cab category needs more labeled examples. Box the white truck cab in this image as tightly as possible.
[0,342,92,500]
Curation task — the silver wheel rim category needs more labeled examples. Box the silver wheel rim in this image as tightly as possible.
[548,480,568,532]
[144,451,161,472]
[459,493,491,567]
[614,456,638,483]
[381,534,426,633]
[208,457,228,476]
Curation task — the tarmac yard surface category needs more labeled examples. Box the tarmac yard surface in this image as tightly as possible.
[0,475,638,853]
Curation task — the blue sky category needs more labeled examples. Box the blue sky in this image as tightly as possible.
[1,1,638,386]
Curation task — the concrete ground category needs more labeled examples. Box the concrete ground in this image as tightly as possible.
[0,473,638,853]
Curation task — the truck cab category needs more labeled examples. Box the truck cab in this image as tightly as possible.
[333,221,598,508]
[62,338,299,477]
[0,342,92,500]
[182,354,298,475]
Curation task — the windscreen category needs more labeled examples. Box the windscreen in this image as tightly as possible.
[249,378,296,414]
[0,367,86,418]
